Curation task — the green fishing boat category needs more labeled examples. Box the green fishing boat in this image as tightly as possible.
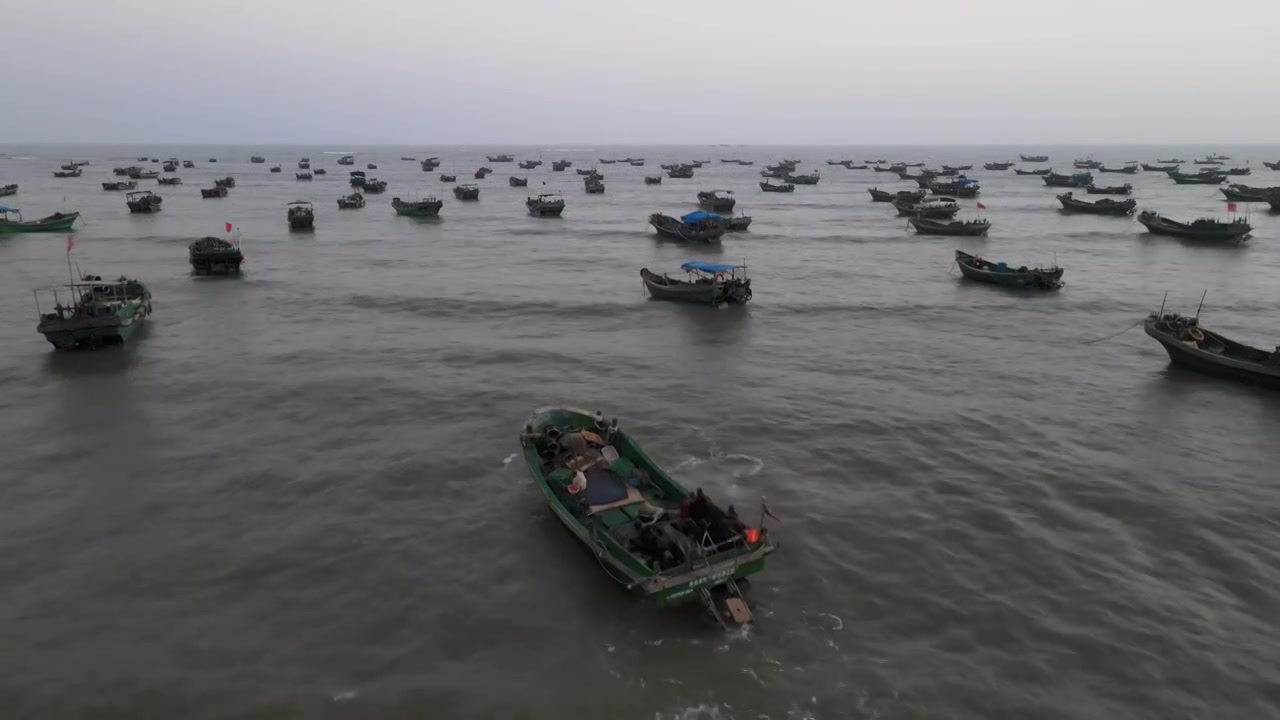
[519,407,779,627]
[0,206,79,234]
[35,274,152,350]
[640,261,752,305]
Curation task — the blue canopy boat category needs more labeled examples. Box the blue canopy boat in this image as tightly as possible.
[640,261,752,305]
[648,211,725,242]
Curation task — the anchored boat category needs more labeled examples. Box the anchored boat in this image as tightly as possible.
[125,190,162,213]
[696,190,735,211]
[0,184,16,197]
[0,206,79,233]
[518,407,777,627]
[909,217,991,236]
[454,184,480,200]
[1145,311,1280,390]
[1057,192,1135,215]
[955,250,1063,289]
[1020,154,1049,162]
[35,275,152,350]
[761,180,794,192]
[526,193,565,217]
[1137,211,1250,242]
[649,211,724,243]
[287,201,315,229]
[336,192,366,209]
[391,196,444,217]
[189,237,243,275]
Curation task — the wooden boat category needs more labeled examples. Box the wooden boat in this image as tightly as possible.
[250,156,265,163]
[668,166,694,179]
[183,160,195,168]
[1057,192,1135,215]
[1073,158,1102,169]
[759,169,785,178]
[784,173,819,185]
[872,165,896,173]
[845,164,868,169]
[208,158,217,163]
[865,158,888,164]
[869,187,924,203]
[1224,167,1251,176]
[350,170,366,178]
[955,250,1062,289]
[401,156,416,161]
[1098,164,1139,174]
[897,162,924,168]
[928,178,979,197]
[200,186,228,199]
[697,190,735,212]
[630,160,645,166]
[53,168,81,178]
[1208,153,1231,160]
[1170,171,1226,185]
[826,160,847,166]
[1193,157,1224,165]
[762,181,795,193]
[112,167,131,176]
[1144,312,1280,390]
[649,212,724,243]
[337,155,355,165]
[439,174,457,182]
[298,161,311,169]
[1141,163,1178,172]
[1264,161,1280,170]
[475,167,494,178]
[1137,211,1250,242]
[1158,158,1186,164]
[687,161,705,168]
[128,168,160,180]
[0,184,16,197]
[296,172,313,181]
[420,158,442,171]
[942,164,972,172]
[552,160,572,171]
[1014,167,1051,176]
[640,262,752,305]
[313,168,328,176]
[1043,171,1092,187]
[215,177,235,189]
[269,165,281,173]
[598,158,616,164]
[518,407,776,627]
[102,181,138,191]
[1220,184,1275,202]
[526,193,566,217]
[0,207,80,233]
[34,275,152,350]
[644,176,662,185]
[509,176,529,187]
[189,237,243,275]
[136,157,149,162]
[453,184,480,200]
[157,176,182,186]
[893,196,960,218]
[723,215,752,232]
[287,201,315,229]
[1019,154,1049,162]
[584,177,605,194]
[362,179,387,194]
[336,192,365,209]
[391,196,444,217]
[349,175,367,188]
[486,154,514,163]
[1084,183,1132,195]
[125,190,162,213]
[909,217,990,236]
[983,162,1015,170]
[518,160,539,169]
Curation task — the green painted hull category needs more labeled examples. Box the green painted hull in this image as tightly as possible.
[37,295,151,350]
[520,407,776,610]
[0,212,79,234]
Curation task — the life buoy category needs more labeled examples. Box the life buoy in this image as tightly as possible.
[1188,327,1204,343]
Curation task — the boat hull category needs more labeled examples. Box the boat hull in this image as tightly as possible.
[37,300,150,350]
[0,212,79,234]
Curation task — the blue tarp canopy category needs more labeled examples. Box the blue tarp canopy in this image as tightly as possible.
[0,205,16,213]
[682,261,737,274]
[680,211,722,224]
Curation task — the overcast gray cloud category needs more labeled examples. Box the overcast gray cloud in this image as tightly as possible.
[4,0,1278,144]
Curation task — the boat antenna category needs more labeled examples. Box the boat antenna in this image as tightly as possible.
[1194,290,1208,321]
[1158,291,1167,318]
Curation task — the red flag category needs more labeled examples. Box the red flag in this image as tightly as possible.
[225,222,233,233]
[66,235,74,253]
[1227,202,1238,213]
[976,202,987,210]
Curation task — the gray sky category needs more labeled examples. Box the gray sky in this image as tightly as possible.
[5,0,1278,144]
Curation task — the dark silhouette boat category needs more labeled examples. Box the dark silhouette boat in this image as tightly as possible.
[250,156,265,164]
[1141,163,1178,172]
[1137,211,1250,242]
[362,179,387,194]
[1085,183,1132,195]
[1224,167,1251,176]
[1169,170,1226,185]
[214,177,235,189]
[1073,158,1103,169]
[125,190,162,213]
[157,176,182,186]
[552,160,572,171]
[287,201,314,229]
[453,184,480,200]
[189,237,243,275]
[391,196,444,217]
[1019,154,1049,162]
[102,181,138,191]
[928,177,979,197]
[584,177,605,194]
[200,186,228,199]
[909,217,990,236]
[337,192,365,209]
[526,193,566,217]
[644,175,662,185]
[761,180,794,192]
[955,250,1062,289]
[509,176,528,187]
[1098,163,1139,174]
[1157,158,1186,164]
[1014,167,1051,176]
[783,172,819,185]
[984,162,1015,170]
[1220,184,1275,202]
[487,154,514,163]
[868,188,924,203]
[1043,171,1093,188]
[892,196,960,218]
[1263,161,1280,170]
[1056,192,1135,215]
[649,212,724,242]
[697,190,735,212]
[668,166,694,179]
[1145,312,1280,389]
[439,174,456,182]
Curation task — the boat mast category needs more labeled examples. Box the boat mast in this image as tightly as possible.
[1194,290,1208,321]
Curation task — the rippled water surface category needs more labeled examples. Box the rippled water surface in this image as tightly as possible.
[2,144,1279,719]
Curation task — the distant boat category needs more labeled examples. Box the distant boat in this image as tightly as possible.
[102,181,138,191]
[1043,171,1092,188]
[649,212,723,243]
[0,184,17,197]
[391,196,444,217]
[1014,167,1051,176]
[1219,184,1274,202]
[1085,183,1133,195]
[287,201,315,229]
[909,217,991,236]
[584,177,605,194]
[201,186,228,199]
[183,160,195,168]
[337,192,366,209]
[269,165,281,173]
[487,154,514,163]
[984,162,1015,170]
[644,175,662,185]
[337,155,355,165]
[453,184,480,200]
[251,156,266,163]
[298,171,315,181]
[526,193,566,218]
[509,176,528,187]
[1019,154,1049,163]
[761,180,795,193]
[126,191,163,213]
[1141,163,1178,172]
[362,179,387,194]
[955,250,1062,290]
[1057,192,1135,215]
[189,237,243,275]
[53,168,81,178]
[697,190,735,212]
[1169,170,1226,185]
